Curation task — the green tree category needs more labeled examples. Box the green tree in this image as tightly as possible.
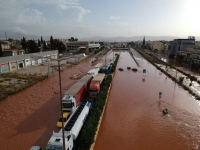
[43,40,46,49]
[21,37,27,52]
[0,41,3,57]
[68,37,77,42]
[41,36,43,43]
[189,75,197,86]
[168,53,175,59]
[38,39,41,47]
[8,38,13,42]
[153,49,158,53]
[53,39,66,53]
[27,40,39,53]
[50,35,54,50]
[142,37,145,48]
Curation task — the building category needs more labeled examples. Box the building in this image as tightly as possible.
[66,41,100,54]
[1,42,25,57]
[151,41,164,53]
[171,38,195,54]
[0,50,58,73]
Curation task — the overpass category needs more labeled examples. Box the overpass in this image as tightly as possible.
[112,47,129,50]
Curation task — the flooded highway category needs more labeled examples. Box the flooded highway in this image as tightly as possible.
[94,50,200,150]
[1,49,200,150]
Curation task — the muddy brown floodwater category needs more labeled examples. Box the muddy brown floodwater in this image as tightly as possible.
[0,55,101,150]
[94,50,200,150]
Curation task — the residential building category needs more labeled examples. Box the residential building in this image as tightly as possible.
[151,41,164,53]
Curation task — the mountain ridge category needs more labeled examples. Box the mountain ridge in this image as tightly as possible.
[0,31,199,42]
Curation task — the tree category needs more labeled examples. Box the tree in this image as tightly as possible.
[8,38,13,42]
[153,49,158,53]
[21,37,27,52]
[68,37,77,42]
[41,36,43,44]
[142,37,145,48]
[53,39,66,53]
[168,53,175,59]
[43,40,46,49]
[189,75,197,86]
[50,35,54,50]
[0,41,3,57]
[27,40,40,53]
[38,39,41,47]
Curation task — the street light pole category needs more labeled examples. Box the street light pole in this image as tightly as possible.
[58,59,66,150]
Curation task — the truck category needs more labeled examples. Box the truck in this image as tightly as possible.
[86,68,99,78]
[99,64,111,74]
[62,76,92,113]
[93,63,104,70]
[89,73,106,98]
[46,101,91,150]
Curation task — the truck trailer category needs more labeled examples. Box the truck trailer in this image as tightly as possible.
[93,63,104,70]
[87,68,99,78]
[99,64,111,74]
[46,101,91,150]
[62,76,92,113]
[89,73,106,98]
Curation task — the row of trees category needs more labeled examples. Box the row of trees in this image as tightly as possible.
[21,36,66,53]
[0,41,3,57]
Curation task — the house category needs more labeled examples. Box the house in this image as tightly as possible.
[151,41,164,53]
[1,43,25,57]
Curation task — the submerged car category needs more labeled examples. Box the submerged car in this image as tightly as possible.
[132,68,138,71]
[56,113,70,128]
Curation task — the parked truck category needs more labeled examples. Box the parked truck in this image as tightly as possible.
[46,101,91,150]
[89,73,106,98]
[87,68,99,78]
[99,64,111,74]
[62,76,92,113]
[93,63,104,70]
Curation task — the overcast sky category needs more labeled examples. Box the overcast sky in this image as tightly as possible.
[0,0,200,39]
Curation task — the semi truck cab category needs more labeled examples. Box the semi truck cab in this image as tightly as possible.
[62,94,76,113]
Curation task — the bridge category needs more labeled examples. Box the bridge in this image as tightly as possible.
[112,47,129,50]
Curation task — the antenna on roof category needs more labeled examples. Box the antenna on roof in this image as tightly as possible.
[5,32,7,40]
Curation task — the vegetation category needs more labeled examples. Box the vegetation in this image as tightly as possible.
[142,37,145,48]
[0,72,47,101]
[27,40,40,53]
[0,41,3,57]
[50,36,54,50]
[21,37,27,52]
[68,37,78,42]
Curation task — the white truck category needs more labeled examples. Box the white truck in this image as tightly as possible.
[87,63,104,78]
[86,68,99,77]
[46,101,91,150]
[62,76,92,113]
[93,63,104,70]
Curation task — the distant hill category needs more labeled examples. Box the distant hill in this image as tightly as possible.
[0,31,50,41]
[0,30,199,42]
[81,36,200,42]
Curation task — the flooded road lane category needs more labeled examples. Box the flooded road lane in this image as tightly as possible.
[94,51,200,150]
